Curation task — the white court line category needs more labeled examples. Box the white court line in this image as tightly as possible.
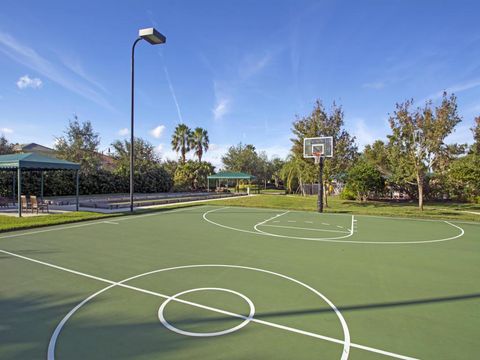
[204,207,464,244]
[260,224,350,234]
[103,221,119,225]
[322,223,330,226]
[203,208,356,242]
[0,206,207,240]
[0,248,417,360]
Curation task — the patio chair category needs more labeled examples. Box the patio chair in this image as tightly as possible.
[21,195,31,213]
[30,196,49,214]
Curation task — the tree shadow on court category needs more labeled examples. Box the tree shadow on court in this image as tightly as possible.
[165,292,480,326]
[0,293,98,359]
[0,293,215,359]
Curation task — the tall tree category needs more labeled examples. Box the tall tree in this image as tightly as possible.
[280,154,305,194]
[221,143,261,177]
[190,127,209,162]
[388,93,461,210]
[290,100,358,202]
[55,115,101,174]
[471,116,480,155]
[0,135,15,155]
[171,124,192,163]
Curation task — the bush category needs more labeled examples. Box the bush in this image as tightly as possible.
[339,187,356,200]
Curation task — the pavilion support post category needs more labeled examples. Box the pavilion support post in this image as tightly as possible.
[17,168,21,217]
[75,170,79,211]
[40,171,44,201]
[12,172,16,204]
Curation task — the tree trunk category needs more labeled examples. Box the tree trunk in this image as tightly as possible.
[323,182,328,207]
[299,177,305,196]
[417,174,424,211]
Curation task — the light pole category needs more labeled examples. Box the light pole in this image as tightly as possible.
[130,28,166,212]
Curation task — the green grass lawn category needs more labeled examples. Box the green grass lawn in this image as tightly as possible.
[1,205,478,359]
[0,211,111,232]
[0,194,477,234]
[209,194,480,222]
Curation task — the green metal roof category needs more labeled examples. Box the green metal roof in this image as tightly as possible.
[207,171,255,180]
[0,153,80,170]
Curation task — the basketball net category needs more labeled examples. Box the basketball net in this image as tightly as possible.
[313,151,323,164]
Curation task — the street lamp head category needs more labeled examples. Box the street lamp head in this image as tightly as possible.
[139,27,166,45]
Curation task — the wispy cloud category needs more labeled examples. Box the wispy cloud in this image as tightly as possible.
[150,125,165,139]
[212,81,230,121]
[16,75,42,89]
[362,81,385,90]
[213,98,230,121]
[239,52,272,79]
[0,127,13,134]
[0,31,114,110]
[419,78,480,105]
[163,65,183,123]
[59,53,108,93]
[118,128,129,136]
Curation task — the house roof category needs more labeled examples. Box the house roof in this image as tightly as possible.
[207,171,255,180]
[0,153,80,170]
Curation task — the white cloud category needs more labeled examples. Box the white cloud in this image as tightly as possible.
[419,78,480,105]
[163,65,183,122]
[348,118,390,149]
[155,143,178,161]
[213,98,230,121]
[362,81,385,90]
[118,128,129,136]
[257,145,290,160]
[59,53,108,93]
[0,127,13,134]
[240,52,271,79]
[150,125,165,139]
[16,75,42,89]
[0,31,114,110]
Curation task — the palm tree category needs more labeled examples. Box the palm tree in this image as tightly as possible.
[171,124,192,163]
[190,127,209,162]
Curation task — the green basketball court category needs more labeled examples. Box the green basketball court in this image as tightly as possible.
[1,205,479,359]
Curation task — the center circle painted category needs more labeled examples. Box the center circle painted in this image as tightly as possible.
[48,264,351,360]
[158,287,255,337]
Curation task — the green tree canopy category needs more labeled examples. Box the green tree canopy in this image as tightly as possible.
[171,124,192,163]
[55,115,101,174]
[388,93,462,210]
[346,158,385,201]
[190,127,209,162]
[0,135,15,155]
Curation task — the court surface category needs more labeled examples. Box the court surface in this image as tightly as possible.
[0,205,479,359]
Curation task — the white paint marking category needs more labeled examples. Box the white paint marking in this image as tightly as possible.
[0,247,417,360]
[322,223,330,226]
[260,224,350,234]
[204,208,464,244]
[103,221,119,225]
[305,221,313,224]
[287,220,297,223]
[0,206,207,240]
[158,287,255,337]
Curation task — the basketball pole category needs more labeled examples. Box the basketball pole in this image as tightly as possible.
[318,156,324,213]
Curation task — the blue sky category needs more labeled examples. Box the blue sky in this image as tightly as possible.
[0,0,479,167]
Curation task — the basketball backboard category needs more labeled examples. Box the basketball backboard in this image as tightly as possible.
[303,136,333,158]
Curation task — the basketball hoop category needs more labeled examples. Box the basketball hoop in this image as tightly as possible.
[313,151,323,165]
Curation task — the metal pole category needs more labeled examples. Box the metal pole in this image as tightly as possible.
[318,157,324,213]
[130,37,142,213]
[17,168,21,217]
[76,170,79,211]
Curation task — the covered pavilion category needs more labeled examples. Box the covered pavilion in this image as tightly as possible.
[0,153,80,217]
